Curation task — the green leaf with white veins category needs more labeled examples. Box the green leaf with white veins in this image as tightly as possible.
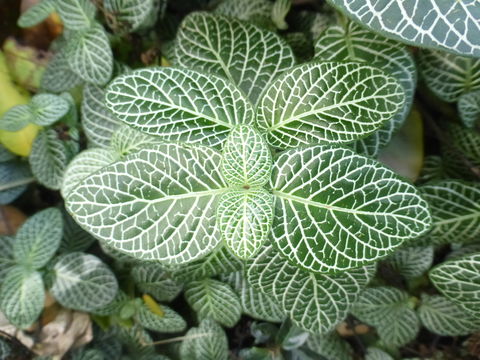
[418,294,480,336]
[0,236,15,277]
[327,0,480,57]
[458,90,480,128]
[60,211,95,253]
[30,94,70,126]
[13,207,62,269]
[185,278,241,327]
[175,12,296,104]
[256,62,405,149]
[0,162,33,205]
[430,253,480,317]
[131,264,182,302]
[104,0,158,33]
[65,23,113,86]
[66,143,228,263]
[17,0,55,28]
[385,246,433,279]
[50,252,118,312]
[106,67,252,148]
[180,319,228,360]
[246,244,374,334]
[0,105,33,131]
[270,145,431,273]
[136,304,186,333]
[56,0,97,30]
[214,0,273,24]
[41,48,83,93]
[0,267,44,329]
[314,21,416,157]
[418,50,480,102]
[221,125,272,186]
[110,126,163,157]
[420,180,480,244]
[217,189,273,260]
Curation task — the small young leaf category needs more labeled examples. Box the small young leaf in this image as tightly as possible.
[65,23,113,85]
[184,278,241,327]
[136,304,186,333]
[50,252,118,312]
[221,125,272,187]
[66,144,227,263]
[30,94,70,126]
[418,294,480,336]
[56,0,97,30]
[458,90,480,128]
[13,207,62,269]
[256,62,405,149]
[271,145,431,273]
[175,12,295,104]
[429,253,480,317]
[0,267,44,329]
[0,162,33,205]
[180,319,228,360]
[131,264,182,302]
[217,188,273,260]
[385,246,434,279]
[105,67,253,148]
[17,0,55,28]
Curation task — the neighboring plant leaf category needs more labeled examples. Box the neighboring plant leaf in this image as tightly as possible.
[174,12,296,104]
[180,319,228,360]
[105,67,253,148]
[59,211,95,253]
[50,252,119,312]
[385,246,434,279]
[0,162,33,205]
[13,207,62,269]
[66,143,228,263]
[30,94,70,126]
[0,105,33,132]
[314,21,416,157]
[65,23,113,85]
[171,245,243,282]
[41,48,83,93]
[429,253,480,317]
[131,264,182,302]
[458,90,480,128]
[256,62,405,149]
[56,0,97,30]
[81,84,122,148]
[271,145,431,273]
[246,244,374,334]
[214,0,272,24]
[29,128,79,190]
[0,236,15,277]
[0,266,44,329]
[184,278,242,327]
[136,304,186,333]
[104,0,159,33]
[327,0,480,57]
[17,0,55,27]
[0,145,15,162]
[418,294,480,336]
[217,188,273,260]
[306,331,353,360]
[420,180,480,244]
[418,50,480,102]
[221,125,272,186]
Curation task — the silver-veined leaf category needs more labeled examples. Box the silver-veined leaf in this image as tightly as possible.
[66,143,228,263]
[30,93,70,126]
[179,319,228,360]
[104,0,160,33]
[81,84,122,148]
[246,244,374,334]
[306,332,353,360]
[256,62,405,149]
[418,50,480,102]
[131,264,182,302]
[429,253,480,317]
[0,236,14,277]
[0,267,44,329]
[110,126,163,156]
[365,348,394,360]
[17,0,55,28]
[447,244,480,261]
[13,207,62,269]
[65,23,113,85]
[327,0,480,57]
[0,162,33,205]
[0,145,14,162]
[271,0,291,30]
[59,211,95,253]
[184,278,241,328]
[221,125,272,186]
[418,294,480,336]
[351,286,419,347]
[0,105,33,131]
[70,348,105,360]
[222,272,285,322]
[0,339,10,359]
[174,12,296,104]
[214,0,272,25]
[50,252,118,312]
[417,155,445,184]
[271,145,431,273]
[136,304,186,333]
[106,67,253,148]
[61,148,119,198]
[458,90,480,128]
[217,189,273,260]
[56,0,97,30]
[420,180,480,244]
[385,246,433,279]
[41,48,83,93]
[171,245,243,282]
[29,128,79,190]
[314,21,416,157]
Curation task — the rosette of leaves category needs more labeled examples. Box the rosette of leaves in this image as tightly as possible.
[0,207,118,328]
[65,12,431,333]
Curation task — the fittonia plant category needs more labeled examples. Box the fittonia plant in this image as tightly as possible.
[64,11,432,334]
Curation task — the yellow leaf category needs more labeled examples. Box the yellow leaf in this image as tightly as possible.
[142,294,164,317]
[0,123,41,157]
